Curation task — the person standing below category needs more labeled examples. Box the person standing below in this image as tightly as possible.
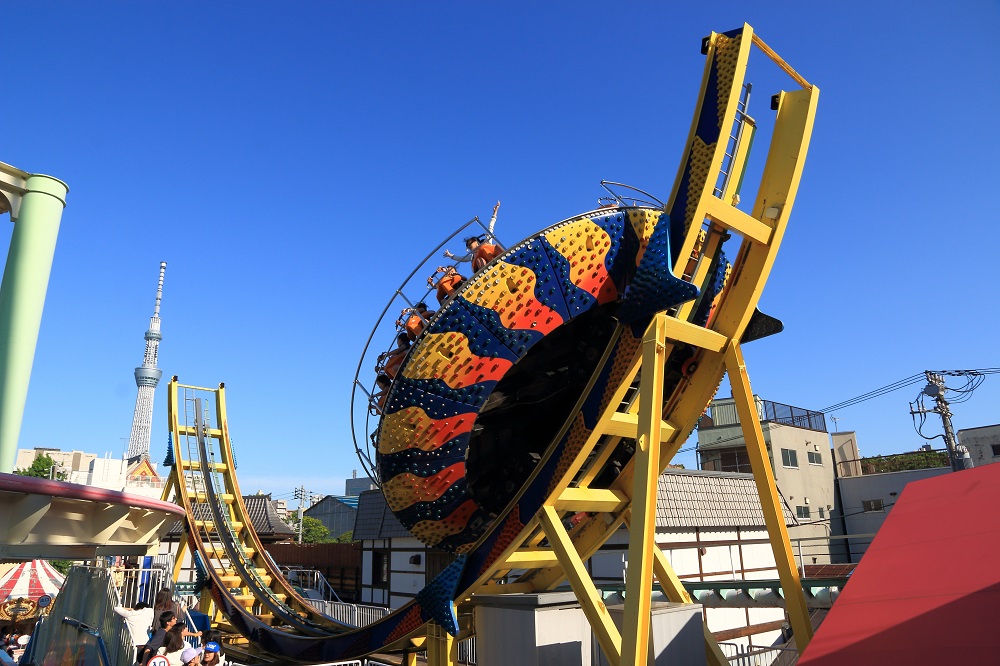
[200,641,224,666]
[113,601,154,663]
[156,629,187,666]
[180,647,202,666]
[138,611,177,665]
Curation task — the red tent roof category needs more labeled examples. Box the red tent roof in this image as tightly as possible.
[799,462,1000,664]
[0,560,64,601]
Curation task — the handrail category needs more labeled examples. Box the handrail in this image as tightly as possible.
[62,617,114,666]
[349,215,505,484]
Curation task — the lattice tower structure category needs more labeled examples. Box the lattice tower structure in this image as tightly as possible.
[125,262,167,462]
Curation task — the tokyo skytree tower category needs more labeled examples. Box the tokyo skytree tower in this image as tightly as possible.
[125,262,167,462]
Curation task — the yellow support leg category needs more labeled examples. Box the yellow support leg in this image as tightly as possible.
[172,536,187,584]
[426,622,455,666]
[621,315,667,666]
[623,520,726,666]
[724,341,813,651]
[538,505,622,666]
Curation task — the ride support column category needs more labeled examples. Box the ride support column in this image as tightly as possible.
[0,173,68,473]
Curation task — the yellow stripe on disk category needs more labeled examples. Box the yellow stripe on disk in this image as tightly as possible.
[402,332,512,389]
[628,209,659,267]
[378,406,475,455]
[462,260,563,334]
[544,219,615,300]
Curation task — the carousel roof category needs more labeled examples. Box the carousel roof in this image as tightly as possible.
[0,560,65,601]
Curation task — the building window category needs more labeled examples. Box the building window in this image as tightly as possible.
[807,451,822,465]
[781,449,798,468]
[862,499,885,513]
[991,444,1000,457]
[818,507,825,519]
[372,551,389,585]
[796,505,810,519]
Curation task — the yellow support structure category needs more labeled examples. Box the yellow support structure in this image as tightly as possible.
[724,341,813,649]
[425,622,456,666]
[538,506,622,666]
[620,315,667,666]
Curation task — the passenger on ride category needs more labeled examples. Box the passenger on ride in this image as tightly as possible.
[372,373,392,415]
[444,201,501,265]
[468,236,502,271]
[378,332,411,379]
[427,266,466,304]
[400,302,435,341]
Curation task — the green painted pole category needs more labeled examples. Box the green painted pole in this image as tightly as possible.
[0,174,68,473]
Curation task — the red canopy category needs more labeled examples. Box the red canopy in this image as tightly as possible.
[799,462,1000,664]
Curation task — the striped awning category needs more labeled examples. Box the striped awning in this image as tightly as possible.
[0,560,65,601]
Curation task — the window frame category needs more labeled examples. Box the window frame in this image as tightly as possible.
[372,550,390,585]
[795,505,810,519]
[781,448,799,468]
[862,499,885,513]
[807,450,823,465]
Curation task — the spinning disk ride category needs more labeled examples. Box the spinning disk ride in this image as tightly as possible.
[167,23,818,666]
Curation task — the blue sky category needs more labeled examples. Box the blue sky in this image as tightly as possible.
[3,3,998,502]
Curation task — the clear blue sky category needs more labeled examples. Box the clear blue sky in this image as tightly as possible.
[3,3,998,501]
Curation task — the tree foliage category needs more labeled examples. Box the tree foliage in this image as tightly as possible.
[49,560,73,575]
[860,450,949,474]
[286,515,332,543]
[14,454,66,480]
[333,530,354,543]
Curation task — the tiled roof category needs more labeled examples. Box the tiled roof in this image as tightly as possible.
[243,494,298,537]
[352,490,412,540]
[166,495,297,540]
[656,469,797,528]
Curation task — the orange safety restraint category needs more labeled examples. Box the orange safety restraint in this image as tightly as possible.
[472,243,502,271]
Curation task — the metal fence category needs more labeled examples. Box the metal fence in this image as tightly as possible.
[719,641,799,665]
[306,599,392,627]
[790,532,875,570]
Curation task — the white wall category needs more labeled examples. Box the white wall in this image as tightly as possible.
[958,425,1000,468]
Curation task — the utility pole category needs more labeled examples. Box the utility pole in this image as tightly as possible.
[294,485,307,543]
[913,371,972,472]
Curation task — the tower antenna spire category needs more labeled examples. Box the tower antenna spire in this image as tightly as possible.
[153,261,166,317]
[125,262,167,463]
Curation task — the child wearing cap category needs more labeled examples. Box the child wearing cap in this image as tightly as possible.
[201,641,223,665]
[180,646,201,665]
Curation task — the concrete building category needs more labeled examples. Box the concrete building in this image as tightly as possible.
[831,441,952,560]
[697,396,835,561]
[957,424,1000,468]
[345,473,378,497]
[305,495,359,539]
[835,466,950,559]
[14,446,166,499]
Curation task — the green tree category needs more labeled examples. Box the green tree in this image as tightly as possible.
[14,454,66,480]
[333,530,354,543]
[286,515,332,543]
[49,560,73,575]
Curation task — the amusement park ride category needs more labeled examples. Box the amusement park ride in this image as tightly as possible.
[0,20,822,666]
[153,22,820,665]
